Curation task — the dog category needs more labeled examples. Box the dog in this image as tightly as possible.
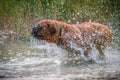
[31,19,112,60]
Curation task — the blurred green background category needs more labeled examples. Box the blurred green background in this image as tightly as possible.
[0,0,120,45]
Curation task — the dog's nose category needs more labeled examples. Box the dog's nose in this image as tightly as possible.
[31,27,36,35]
[31,26,35,31]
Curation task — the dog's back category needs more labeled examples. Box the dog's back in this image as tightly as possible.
[76,22,112,47]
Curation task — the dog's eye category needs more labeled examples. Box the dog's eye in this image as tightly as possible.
[37,26,42,30]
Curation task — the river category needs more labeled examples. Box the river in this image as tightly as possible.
[0,38,120,80]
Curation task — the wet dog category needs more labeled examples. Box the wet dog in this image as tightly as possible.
[31,20,112,60]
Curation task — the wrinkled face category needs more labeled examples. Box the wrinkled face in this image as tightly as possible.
[31,21,56,41]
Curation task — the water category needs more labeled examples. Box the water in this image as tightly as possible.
[0,38,120,80]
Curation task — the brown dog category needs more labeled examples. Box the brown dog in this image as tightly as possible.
[31,20,112,59]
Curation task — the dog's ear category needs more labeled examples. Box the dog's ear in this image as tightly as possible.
[47,24,56,36]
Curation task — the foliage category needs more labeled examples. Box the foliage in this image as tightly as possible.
[0,0,120,43]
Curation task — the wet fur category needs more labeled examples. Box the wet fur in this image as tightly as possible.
[32,20,112,59]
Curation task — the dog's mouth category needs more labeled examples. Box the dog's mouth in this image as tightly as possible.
[31,27,44,40]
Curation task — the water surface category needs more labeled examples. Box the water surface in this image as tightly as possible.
[0,39,120,80]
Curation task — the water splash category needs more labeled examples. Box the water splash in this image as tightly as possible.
[0,36,120,79]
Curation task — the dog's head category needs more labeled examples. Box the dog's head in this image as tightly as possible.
[31,20,57,42]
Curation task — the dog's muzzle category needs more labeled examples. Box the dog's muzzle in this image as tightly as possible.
[31,27,44,40]
[31,27,37,36]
